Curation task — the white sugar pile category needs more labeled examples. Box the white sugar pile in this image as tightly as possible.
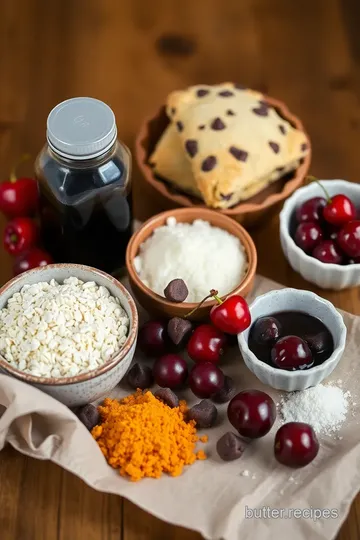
[279,384,351,436]
[134,217,247,302]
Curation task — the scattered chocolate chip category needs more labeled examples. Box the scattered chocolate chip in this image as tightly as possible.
[185,139,198,158]
[229,146,248,162]
[127,363,154,390]
[198,124,205,130]
[220,193,233,201]
[212,375,236,403]
[155,388,179,408]
[218,90,234,97]
[164,278,189,302]
[299,157,305,165]
[301,142,308,151]
[276,166,285,173]
[176,121,184,132]
[77,404,100,431]
[167,317,193,346]
[216,432,245,461]
[234,84,246,90]
[211,117,226,130]
[187,400,217,428]
[197,88,209,97]
[279,125,286,135]
[201,155,217,172]
[226,109,236,116]
[252,105,268,116]
[170,107,176,115]
[269,141,280,154]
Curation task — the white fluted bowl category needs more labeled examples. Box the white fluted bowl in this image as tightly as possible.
[238,288,347,391]
[280,179,360,290]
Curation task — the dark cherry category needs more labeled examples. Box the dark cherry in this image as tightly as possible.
[187,324,226,364]
[348,256,360,264]
[337,220,360,258]
[189,362,224,399]
[294,222,323,253]
[138,321,168,357]
[250,316,282,345]
[324,223,340,241]
[153,354,188,389]
[312,240,343,264]
[274,422,319,467]
[271,336,313,371]
[304,331,332,355]
[212,375,236,403]
[228,390,276,439]
[296,197,326,223]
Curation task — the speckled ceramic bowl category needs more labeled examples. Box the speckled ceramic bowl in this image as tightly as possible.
[238,288,346,391]
[0,264,138,407]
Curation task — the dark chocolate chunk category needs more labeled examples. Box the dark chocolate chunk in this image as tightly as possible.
[167,317,193,346]
[218,90,234,97]
[229,146,248,162]
[301,142,308,151]
[176,121,184,132]
[127,363,154,390]
[77,404,100,431]
[197,88,209,97]
[155,387,179,408]
[211,117,226,130]
[279,124,286,135]
[212,375,236,403]
[220,193,234,201]
[269,141,280,154]
[185,139,198,158]
[201,155,217,172]
[164,278,189,302]
[187,400,217,428]
[226,109,236,116]
[198,124,205,130]
[252,105,268,116]
[170,107,176,115]
[216,432,245,461]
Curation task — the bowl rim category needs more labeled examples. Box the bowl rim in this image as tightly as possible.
[280,179,360,271]
[0,264,139,386]
[126,207,257,310]
[135,93,312,215]
[238,288,347,378]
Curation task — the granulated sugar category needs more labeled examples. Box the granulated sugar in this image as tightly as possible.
[279,384,351,436]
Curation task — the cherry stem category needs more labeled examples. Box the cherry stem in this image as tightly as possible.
[10,234,18,243]
[307,175,332,203]
[184,289,220,318]
[10,153,31,184]
[210,288,223,305]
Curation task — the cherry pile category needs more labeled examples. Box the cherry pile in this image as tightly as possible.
[0,155,53,275]
[293,181,360,264]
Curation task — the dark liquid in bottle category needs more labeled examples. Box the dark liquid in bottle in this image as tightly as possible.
[37,153,132,274]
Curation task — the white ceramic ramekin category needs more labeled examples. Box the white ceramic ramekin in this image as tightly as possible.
[280,179,360,290]
[238,288,347,391]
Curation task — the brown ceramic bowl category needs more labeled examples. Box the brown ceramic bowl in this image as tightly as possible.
[126,207,257,321]
[135,95,311,228]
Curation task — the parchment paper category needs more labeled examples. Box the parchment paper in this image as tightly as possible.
[0,275,359,540]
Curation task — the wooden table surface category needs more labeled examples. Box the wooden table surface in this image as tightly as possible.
[1,0,360,538]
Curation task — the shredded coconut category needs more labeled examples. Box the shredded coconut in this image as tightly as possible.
[134,217,247,302]
[279,384,350,436]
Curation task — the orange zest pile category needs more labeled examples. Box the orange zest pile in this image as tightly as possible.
[92,390,207,481]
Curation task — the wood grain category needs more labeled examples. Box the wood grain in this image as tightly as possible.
[0,0,359,538]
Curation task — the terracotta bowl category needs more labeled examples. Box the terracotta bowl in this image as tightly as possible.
[135,96,311,228]
[126,207,257,321]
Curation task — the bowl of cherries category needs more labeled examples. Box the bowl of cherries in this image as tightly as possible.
[280,179,360,289]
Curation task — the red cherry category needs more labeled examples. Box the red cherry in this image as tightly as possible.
[4,217,38,256]
[138,321,168,357]
[274,422,319,467]
[189,362,224,398]
[227,389,276,438]
[312,240,343,264]
[294,222,323,253]
[187,324,226,364]
[210,294,251,335]
[296,197,326,223]
[13,247,53,276]
[0,155,38,218]
[323,194,356,226]
[271,336,313,371]
[153,354,188,389]
[337,220,360,258]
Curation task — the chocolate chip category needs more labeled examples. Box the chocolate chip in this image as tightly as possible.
[170,107,176,115]
[252,105,268,116]
[127,363,154,390]
[269,141,280,154]
[226,109,236,116]
[185,139,198,158]
[197,88,209,97]
[220,193,233,201]
[229,146,248,162]
[155,388,179,408]
[187,400,217,428]
[279,125,286,135]
[201,156,217,172]
[212,375,236,403]
[77,404,100,431]
[258,99,269,108]
[299,157,305,165]
[216,432,245,461]
[218,90,234,97]
[176,121,184,132]
[211,117,226,130]
[276,166,285,173]
[167,317,193,346]
[164,278,189,302]
[301,142,308,151]
[198,125,205,130]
